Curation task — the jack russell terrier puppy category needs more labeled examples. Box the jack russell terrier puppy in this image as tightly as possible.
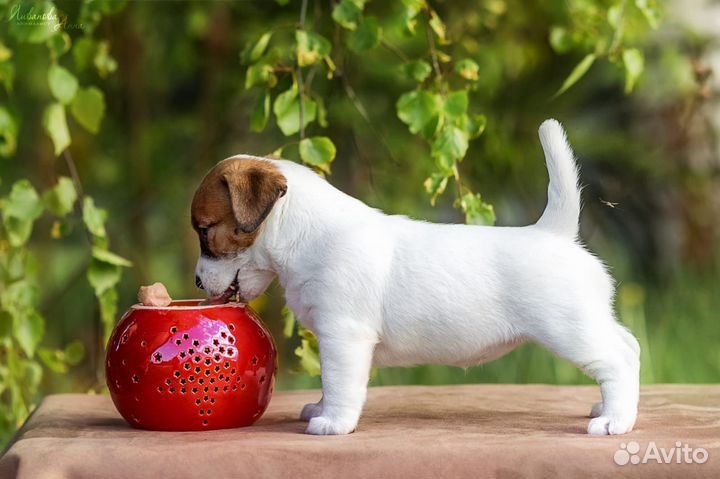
[191,119,640,436]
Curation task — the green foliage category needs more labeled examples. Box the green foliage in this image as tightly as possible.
[550,0,661,96]
[553,53,596,98]
[70,87,106,134]
[0,107,18,157]
[273,85,317,136]
[47,65,79,105]
[348,16,382,52]
[299,136,336,174]
[43,177,78,217]
[43,103,71,156]
[0,0,128,446]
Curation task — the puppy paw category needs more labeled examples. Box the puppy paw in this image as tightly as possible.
[299,402,323,422]
[305,416,356,435]
[589,401,603,418]
[587,414,635,435]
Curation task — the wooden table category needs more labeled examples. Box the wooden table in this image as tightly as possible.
[1,385,718,478]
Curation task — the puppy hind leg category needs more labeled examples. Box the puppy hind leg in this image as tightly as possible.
[587,323,641,420]
[534,318,640,435]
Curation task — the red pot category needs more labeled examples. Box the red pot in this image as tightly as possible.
[106,300,277,431]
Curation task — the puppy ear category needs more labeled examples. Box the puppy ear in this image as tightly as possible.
[223,164,287,233]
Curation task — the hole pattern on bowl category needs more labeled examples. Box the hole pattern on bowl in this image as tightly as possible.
[144,317,265,425]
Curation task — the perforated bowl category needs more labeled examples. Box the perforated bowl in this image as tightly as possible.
[106,300,277,431]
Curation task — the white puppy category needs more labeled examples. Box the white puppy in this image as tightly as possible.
[191,119,640,436]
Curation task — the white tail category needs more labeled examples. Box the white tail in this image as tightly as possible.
[535,119,581,238]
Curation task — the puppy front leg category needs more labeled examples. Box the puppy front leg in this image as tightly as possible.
[305,335,376,435]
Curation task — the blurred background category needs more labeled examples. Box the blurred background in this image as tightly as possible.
[1,0,718,446]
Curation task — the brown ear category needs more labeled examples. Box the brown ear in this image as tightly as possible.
[223,164,287,233]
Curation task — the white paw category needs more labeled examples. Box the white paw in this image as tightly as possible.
[305,415,357,435]
[587,414,635,435]
[299,402,323,422]
[589,402,603,418]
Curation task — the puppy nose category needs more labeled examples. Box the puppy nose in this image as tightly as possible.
[195,275,204,289]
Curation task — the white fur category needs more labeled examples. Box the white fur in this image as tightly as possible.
[195,119,640,436]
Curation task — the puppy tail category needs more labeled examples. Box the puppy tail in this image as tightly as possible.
[535,119,581,239]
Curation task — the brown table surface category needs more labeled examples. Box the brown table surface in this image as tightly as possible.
[1,384,718,478]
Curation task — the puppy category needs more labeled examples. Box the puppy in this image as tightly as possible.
[191,119,640,436]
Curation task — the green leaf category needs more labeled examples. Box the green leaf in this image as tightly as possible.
[294,327,321,377]
[458,192,496,226]
[1,280,38,316]
[92,247,132,267]
[553,53,596,98]
[240,32,272,65]
[607,5,622,30]
[431,125,469,169]
[402,60,432,82]
[549,27,574,54]
[87,258,121,296]
[273,85,317,136]
[444,90,468,120]
[316,96,328,128]
[70,87,105,133]
[428,10,448,44]
[38,348,68,373]
[48,64,78,104]
[0,106,18,157]
[2,180,44,246]
[0,311,12,338]
[93,41,118,78]
[424,173,449,206]
[47,32,71,58]
[98,287,118,343]
[42,103,71,156]
[245,62,277,89]
[635,0,661,29]
[282,306,295,338]
[82,196,107,238]
[396,90,441,135]
[332,0,364,30]
[454,58,479,81]
[13,310,44,358]
[461,114,487,139]
[348,16,382,52]
[43,176,77,217]
[622,48,644,93]
[296,30,331,67]
[299,136,336,174]
[0,61,15,93]
[250,90,271,132]
[73,37,96,71]
[64,340,85,365]
[0,41,12,62]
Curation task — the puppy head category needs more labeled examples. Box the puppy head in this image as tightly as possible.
[191,158,287,302]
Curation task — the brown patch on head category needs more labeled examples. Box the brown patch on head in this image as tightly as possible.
[191,158,287,257]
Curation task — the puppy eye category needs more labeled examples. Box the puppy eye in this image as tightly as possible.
[198,227,209,238]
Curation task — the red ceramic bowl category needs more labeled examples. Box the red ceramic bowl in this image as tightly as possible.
[106,300,277,431]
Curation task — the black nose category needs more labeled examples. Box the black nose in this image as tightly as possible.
[195,275,204,289]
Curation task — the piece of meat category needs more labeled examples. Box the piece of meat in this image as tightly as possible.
[138,282,172,307]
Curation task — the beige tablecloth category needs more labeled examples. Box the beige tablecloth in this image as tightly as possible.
[1,385,718,478]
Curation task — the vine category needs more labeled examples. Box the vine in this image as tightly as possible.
[0,0,129,443]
